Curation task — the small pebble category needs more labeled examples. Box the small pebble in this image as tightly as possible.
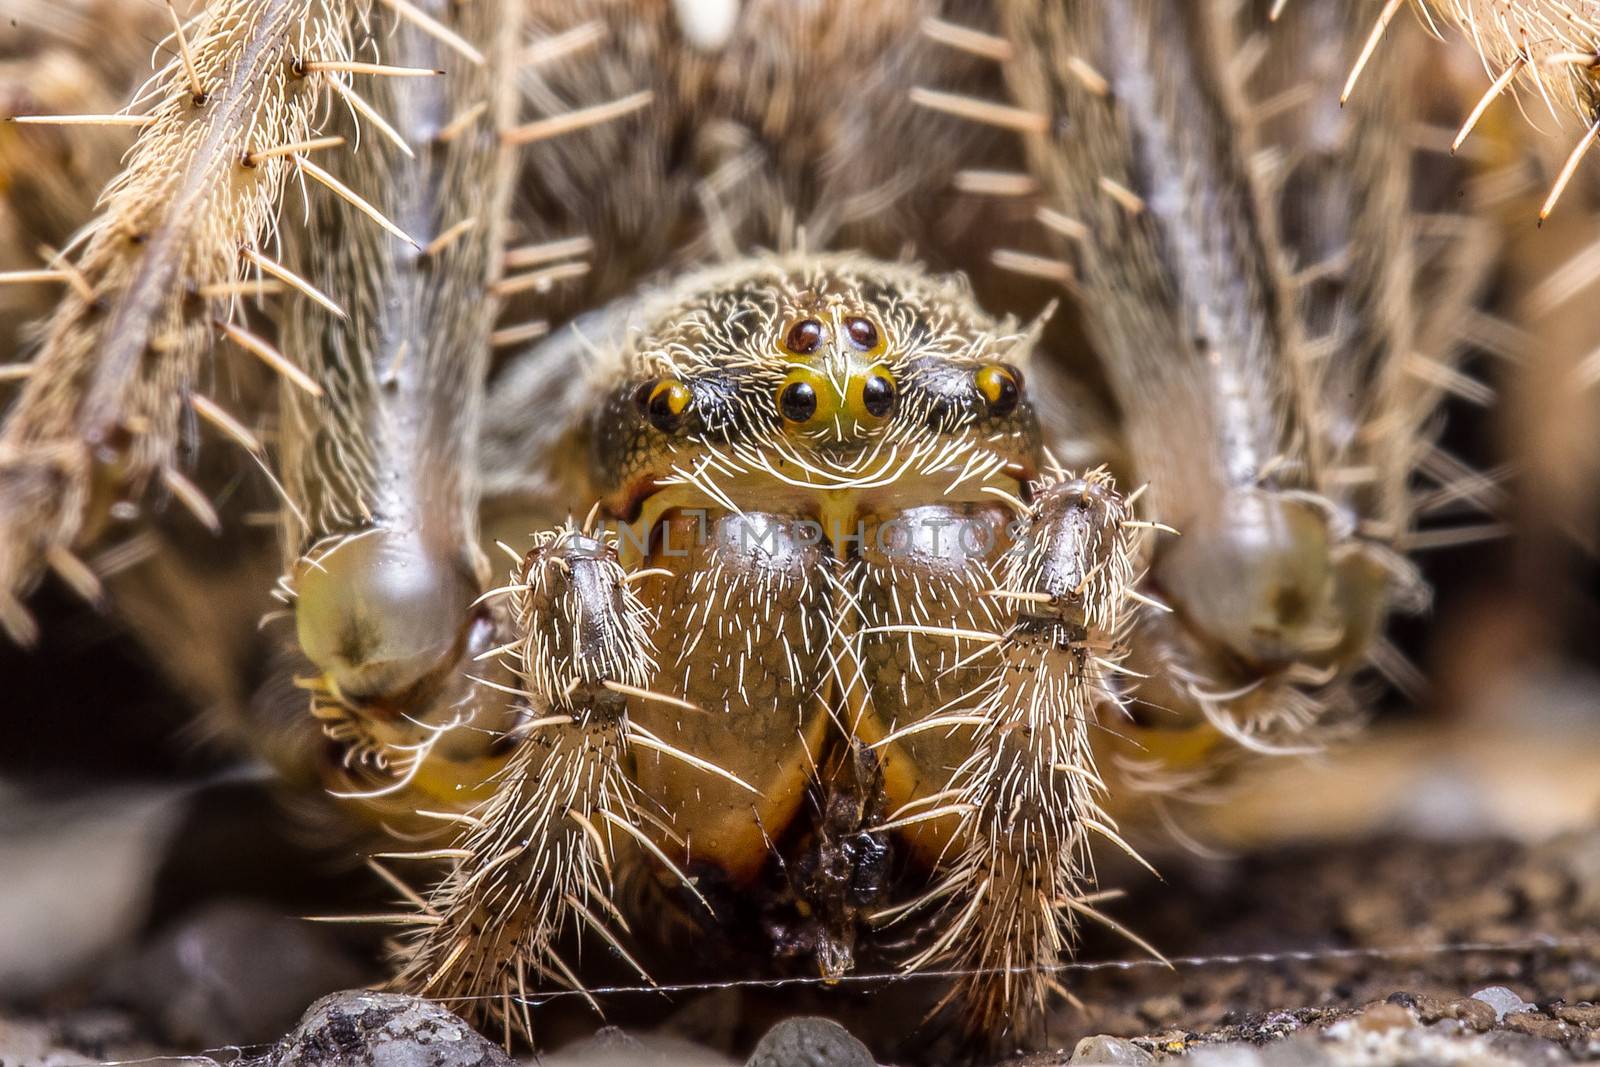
[1502,1012,1571,1043]
[1472,986,1538,1022]
[1554,1002,1600,1027]
[1353,1003,1414,1033]
[1070,1035,1153,1066]
[745,1018,874,1067]
[1443,996,1498,1031]
[269,991,513,1067]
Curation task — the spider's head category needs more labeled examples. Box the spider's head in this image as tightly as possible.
[589,253,1043,521]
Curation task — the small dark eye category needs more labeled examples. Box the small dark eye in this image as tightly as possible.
[845,317,879,351]
[643,379,691,432]
[779,379,819,423]
[784,318,825,355]
[861,371,896,417]
[975,364,1021,417]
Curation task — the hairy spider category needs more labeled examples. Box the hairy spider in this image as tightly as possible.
[0,0,1574,1057]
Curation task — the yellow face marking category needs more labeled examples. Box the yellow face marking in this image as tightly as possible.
[777,364,838,427]
[847,364,896,423]
[975,363,1020,417]
[775,312,898,432]
[645,378,692,432]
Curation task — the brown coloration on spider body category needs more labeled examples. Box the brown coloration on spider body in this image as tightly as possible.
[0,0,1534,1058]
[582,254,1040,524]
[379,254,1147,1046]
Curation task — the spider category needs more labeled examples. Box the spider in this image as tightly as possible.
[0,0,1571,1058]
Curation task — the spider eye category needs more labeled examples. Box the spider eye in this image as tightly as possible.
[641,378,691,432]
[779,378,819,423]
[859,369,897,418]
[845,316,880,352]
[776,366,839,428]
[975,364,1022,417]
[783,318,826,355]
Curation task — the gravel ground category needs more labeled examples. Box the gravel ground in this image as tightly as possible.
[2,831,1597,1067]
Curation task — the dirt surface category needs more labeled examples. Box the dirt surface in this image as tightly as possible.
[2,830,1596,1067]
[994,830,1600,1064]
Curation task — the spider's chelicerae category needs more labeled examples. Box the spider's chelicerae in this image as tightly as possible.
[0,0,1583,1057]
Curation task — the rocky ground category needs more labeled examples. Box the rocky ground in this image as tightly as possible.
[1,829,1597,1067]
[1022,830,1600,1061]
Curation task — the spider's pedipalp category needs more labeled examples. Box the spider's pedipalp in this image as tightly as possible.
[895,468,1139,1039]
[392,525,660,1046]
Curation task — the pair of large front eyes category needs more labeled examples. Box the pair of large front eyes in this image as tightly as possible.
[776,365,897,425]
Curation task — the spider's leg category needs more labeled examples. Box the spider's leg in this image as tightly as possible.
[973,0,1491,751]
[890,469,1139,1040]
[0,6,165,356]
[282,0,528,781]
[0,0,357,643]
